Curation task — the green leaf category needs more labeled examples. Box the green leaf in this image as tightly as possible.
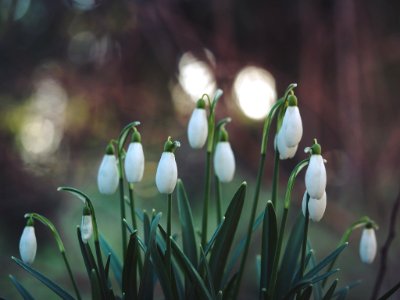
[100,235,122,288]
[308,242,323,300]
[90,269,102,300]
[77,227,99,278]
[200,247,217,299]
[169,238,212,300]
[378,280,400,300]
[333,280,361,298]
[298,284,313,300]
[122,233,139,299]
[260,201,277,294]
[276,213,306,298]
[222,273,238,300]
[322,278,338,300]
[12,257,75,300]
[138,212,162,300]
[303,243,348,280]
[177,179,198,266]
[9,275,35,300]
[104,254,111,281]
[203,217,225,257]
[209,182,247,290]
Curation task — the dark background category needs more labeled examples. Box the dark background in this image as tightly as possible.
[1,0,399,298]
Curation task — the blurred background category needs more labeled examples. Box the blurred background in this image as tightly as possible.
[1,0,400,298]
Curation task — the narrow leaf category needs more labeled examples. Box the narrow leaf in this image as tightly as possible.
[122,232,139,299]
[378,280,400,300]
[99,235,122,288]
[12,257,75,300]
[90,269,102,300]
[9,275,35,300]
[322,279,338,300]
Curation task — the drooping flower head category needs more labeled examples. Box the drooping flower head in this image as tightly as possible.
[97,143,119,195]
[156,137,180,194]
[359,224,377,264]
[81,206,93,244]
[19,217,37,265]
[124,128,145,183]
[214,125,235,183]
[305,139,327,199]
[188,98,208,149]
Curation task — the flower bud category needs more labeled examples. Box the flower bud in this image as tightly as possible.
[188,100,208,149]
[305,142,327,199]
[124,142,145,183]
[97,144,119,195]
[214,141,235,182]
[81,207,93,243]
[19,221,37,265]
[156,152,178,194]
[302,191,327,222]
[359,227,377,264]
[281,104,303,147]
[275,131,298,160]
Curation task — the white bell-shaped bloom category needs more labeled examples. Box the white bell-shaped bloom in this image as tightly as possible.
[156,152,178,194]
[305,154,327,199]
[281,106,303,147]
[359,228,377,264]
[302,191,327,222]
[81,215,93,243]
[97,154,119,194]
[19,226,37,264]
[275,131,298,160]
[124,142,145,183]
[188,108,208,149]
[214,141,235,182]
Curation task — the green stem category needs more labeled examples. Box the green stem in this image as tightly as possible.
[201,151,212,247]
[119,178,127,259]
[215,175,223,224]
[233,153,266,299]
[167,193,172,280]
[301,193,310,277]
[129,184,143,277]
[271,150,280,208]
[27,213,82,300]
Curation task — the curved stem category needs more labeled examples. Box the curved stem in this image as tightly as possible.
[26,213,81,300]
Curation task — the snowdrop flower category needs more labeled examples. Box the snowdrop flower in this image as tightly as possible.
[302,191,327,222]
[81,206,93,243]
[281,94,303,147]
[305,140,327,199]
[156,137,180,194]
[275,131,298,160]
[359,226,377,264]
[188,98,208,149]
[97,144,119,195]
[19,218,37,264]
[124,128,145,183]
[214,126,235,182]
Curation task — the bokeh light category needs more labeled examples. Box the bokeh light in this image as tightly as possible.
[233,66,277,120]
[178,52,216,102]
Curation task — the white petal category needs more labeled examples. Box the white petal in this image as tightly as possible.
[359,228,377,264]
[214,142,235,182]
[97,155,119,194]
[81,215,93,243]
[282,106,303,147]
[156,152,178,194]
[276,131,298,160]
[19,226,37,264]
[302,191,327,222]
[305,154,327,199]
[124,143,145,183]
[188,108,208,149]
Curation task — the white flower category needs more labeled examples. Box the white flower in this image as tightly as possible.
[214,141,235,182]
[359,228,377,264]
[305,154,327,199]
[124,142,145,183]
[19,226,37,264]
[97,154,119,194]
[81,215,93,243]
[281,106,303,147]
[302,191,327,222]
[156,152,178,194]
[188,108,208,149]
[275,131,298,160]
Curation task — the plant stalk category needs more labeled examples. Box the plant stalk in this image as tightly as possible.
[167,193,173,280]
[215,175,223,224]
[271,150,280,208]
[301,193,310,277]
[201,151,212,247]
[119,178,127,259]
[128,184,143,276]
